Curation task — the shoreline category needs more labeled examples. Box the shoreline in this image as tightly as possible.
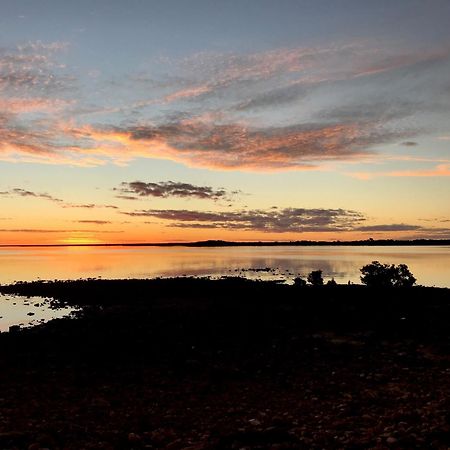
[1,278,450,449]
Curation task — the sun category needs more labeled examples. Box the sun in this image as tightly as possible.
[59,234,103,245]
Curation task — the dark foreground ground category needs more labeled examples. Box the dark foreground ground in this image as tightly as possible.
[1,278,450,450]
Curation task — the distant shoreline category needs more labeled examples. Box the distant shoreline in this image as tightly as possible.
[0,238,449,248]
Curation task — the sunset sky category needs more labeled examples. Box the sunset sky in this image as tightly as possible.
[1,0,449,244]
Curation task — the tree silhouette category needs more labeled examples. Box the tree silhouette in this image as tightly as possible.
[360,261,416,287]
[307,270,323,286]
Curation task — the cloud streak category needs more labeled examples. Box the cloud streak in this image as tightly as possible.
[355,224,422,232]
[122,207,365,232]
[74,220,112,225]
[121,206,449,238]
[348,163,450,179]
[57,118,400,171]
[0,228,119,233]
[0,188,63,203]
[0,41,449,172]
[117,181,235,200]
[0,187,118,209]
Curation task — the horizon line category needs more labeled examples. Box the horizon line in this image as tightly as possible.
[0,238,449,248]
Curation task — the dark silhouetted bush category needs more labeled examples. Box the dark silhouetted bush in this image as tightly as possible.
[360,261,416,287]
[307,270,323,286]
[326,278,337,286]
[293,276,307,287]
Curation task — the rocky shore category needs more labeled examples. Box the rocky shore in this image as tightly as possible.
[1,278,450,449]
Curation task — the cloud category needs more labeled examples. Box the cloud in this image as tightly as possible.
[387,164,450,177]
[0,98,72,114]
[400,141,418,147]
[355,224,422,232]
[348,163,450,179]
[165,44,450,117]
[61,203,119,209]
[0,41,449,171]
[0,188,63,203]
[115,195,141,201]
[0,117,383,171]
[0,228,119,233]
[117,181,233,200]
[0,40,71,94]
[121,206,449,238]
[74,118,402,171]
[74,220,112,225]
[419,217,450,223]
[163,85,212,103]
[122,207,365,232]
[0,187,118,209]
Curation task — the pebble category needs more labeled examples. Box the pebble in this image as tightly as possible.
[128,432,141,442]
[249,418,261,426]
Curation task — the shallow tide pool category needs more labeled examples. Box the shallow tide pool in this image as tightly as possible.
[0,293,77,332]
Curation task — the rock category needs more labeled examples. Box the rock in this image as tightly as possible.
[387,436,398,445]
[128,432,141,442]
[249,418,262,426]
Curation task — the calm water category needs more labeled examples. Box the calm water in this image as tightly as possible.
[0,293,77,332]
[0,245,449,287]
[1,245,448,330]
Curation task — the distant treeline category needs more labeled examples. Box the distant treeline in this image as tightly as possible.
[1,238,449,248]
[184,239,450,247]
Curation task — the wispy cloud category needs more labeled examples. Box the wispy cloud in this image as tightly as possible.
[61,203,119,209]
[116,181,236,200]
[0,40,72,94]
[355,224,422,232]
[122,207,365,232]
[60,119,399,171]
[121,206,449,238]
[348,163,450,179]
[74,220,112,225]
[0,41,449,171]
[0,228,119,233]
[0,188,63,203]
[0,187,118,209]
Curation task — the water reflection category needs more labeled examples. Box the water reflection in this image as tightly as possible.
[0,245,448,287]
[0,294,77,332]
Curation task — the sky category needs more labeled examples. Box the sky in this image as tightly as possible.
[0,0,449,244]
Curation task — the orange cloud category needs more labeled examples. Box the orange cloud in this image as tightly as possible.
[163,85,211,103]
[1,40,448,172]
[0,98,71,114]
[0,111,408,171]
[348,164,450,179]
[58,118,387,171]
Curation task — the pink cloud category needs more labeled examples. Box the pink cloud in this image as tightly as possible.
[348,164,450,179]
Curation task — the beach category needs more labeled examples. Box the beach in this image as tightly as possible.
[1,278,450,449]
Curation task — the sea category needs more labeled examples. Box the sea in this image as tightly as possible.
[0,245,448,331]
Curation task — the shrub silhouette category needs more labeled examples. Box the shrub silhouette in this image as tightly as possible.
[360,261,416,287]
[326,278,337,286]
[307,270,323,286]
[293,276,307,287]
